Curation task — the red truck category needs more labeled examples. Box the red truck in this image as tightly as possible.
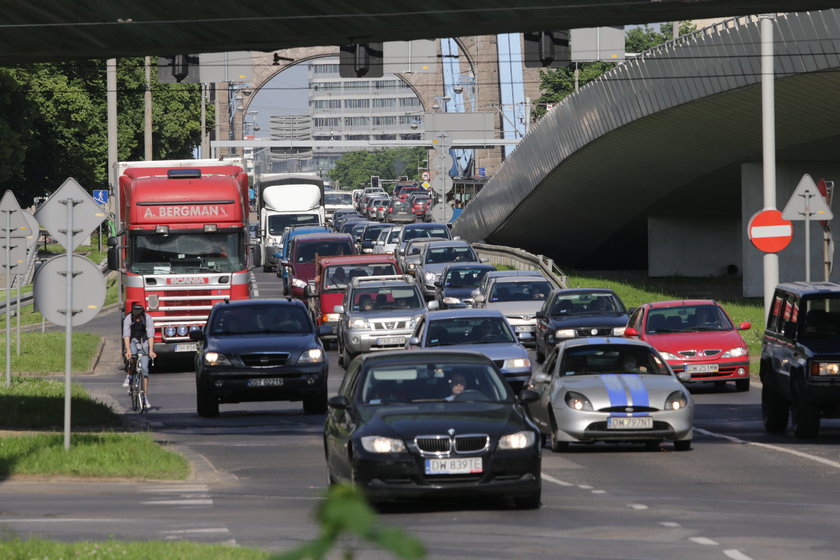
[107,160,251,360]
[306,254,401,346]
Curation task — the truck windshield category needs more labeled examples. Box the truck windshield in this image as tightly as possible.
[129,231,244,274]
[325,193,353,205]
[267,214,320,235]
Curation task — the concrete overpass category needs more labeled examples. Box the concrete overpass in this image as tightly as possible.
[451,10,840,296]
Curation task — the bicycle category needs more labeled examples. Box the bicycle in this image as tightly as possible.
[127,349,152,413]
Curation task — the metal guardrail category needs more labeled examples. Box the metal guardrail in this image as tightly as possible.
[472,242,568,289]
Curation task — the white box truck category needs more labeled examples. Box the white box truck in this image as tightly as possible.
[256,173,325,272]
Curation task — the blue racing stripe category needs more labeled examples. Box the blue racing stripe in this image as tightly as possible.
[622,374,650,415]
[601,375,627,409]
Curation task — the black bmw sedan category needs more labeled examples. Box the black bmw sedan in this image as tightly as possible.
[323,350,542,508]
[191,298,330,417]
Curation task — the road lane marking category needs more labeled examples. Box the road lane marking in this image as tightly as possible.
[690,537,719,546]
[141,499,213,506]
[162,528,230,535]
[0,518,131,523]
[141,485,208,493]
[592,489,607,494]
[578,484,593,489]
[540,473,573,487]
[724,550,754,560]
[251,271,259,296]
[696,428,840,470]
[660,522,681,528]
[628,504,648,510]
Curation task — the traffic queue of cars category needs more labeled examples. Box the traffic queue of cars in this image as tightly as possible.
[189,200,771,509]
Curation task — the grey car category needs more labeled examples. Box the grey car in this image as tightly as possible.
[407,308,533,391]
[473,275,553,346]
[335,275,428,367]
[414,240,481,299]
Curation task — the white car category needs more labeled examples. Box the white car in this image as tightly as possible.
[373,225,402,255]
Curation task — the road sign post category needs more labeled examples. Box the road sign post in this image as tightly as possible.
[782,173,834,282]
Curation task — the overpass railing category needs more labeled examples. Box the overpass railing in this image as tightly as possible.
[472,242,568,289]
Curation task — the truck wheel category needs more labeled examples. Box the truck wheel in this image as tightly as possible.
[761,384,789,432]
[196,384,219,418]
[792,395,820,439]
[303,390,328,414]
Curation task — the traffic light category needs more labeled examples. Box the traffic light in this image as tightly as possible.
[371,176,380,189]
[158,54,200,83]
[340,43,383,78]
[523,31,570,68]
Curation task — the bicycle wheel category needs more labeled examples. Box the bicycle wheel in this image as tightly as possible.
[128,357,140,412]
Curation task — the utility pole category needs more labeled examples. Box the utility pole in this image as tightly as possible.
[144,56,153,160]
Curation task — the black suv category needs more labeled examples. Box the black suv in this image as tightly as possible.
[191,299,330,417]
[760,282,840,438]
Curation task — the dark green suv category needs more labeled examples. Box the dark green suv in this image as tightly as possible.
[760,282,840,438]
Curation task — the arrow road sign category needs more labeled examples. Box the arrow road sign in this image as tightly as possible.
[748,210,793,253]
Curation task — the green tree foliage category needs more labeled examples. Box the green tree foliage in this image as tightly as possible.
[535,21,697,120]
[0,58,208,205]
[329,147,426,189]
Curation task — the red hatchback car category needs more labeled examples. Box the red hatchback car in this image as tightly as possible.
[625,300,752,391]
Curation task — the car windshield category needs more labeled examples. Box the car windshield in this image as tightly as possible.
[425,246,476,264]
[559,345,670,376]
[363,225,388,241]
[799,296,840,340]
[325,192,353,205]
[359,362,512,404]
[293,240,353,264]
[387,229,401,243]
[490,281,551,302]
[267,214,320,235]
[426,317,516,346]
[323,263,397,290]
[351,287,423,312]
[129,231,244,274]
[443,267,489,288]
[404,226,449,240]
[645,305,733,334]
[551,293,625,315]
[210,305,311,335]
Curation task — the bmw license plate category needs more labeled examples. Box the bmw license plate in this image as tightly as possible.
[686,363,719,373]
[174,343,198,352]
[376,336,405,345]
[247,378,284,388]
[425,457,483,475]
[607,417,653,430]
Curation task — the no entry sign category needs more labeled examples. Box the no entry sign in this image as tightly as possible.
[748,209,793,253]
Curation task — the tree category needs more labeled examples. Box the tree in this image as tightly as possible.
[329,147,426,189]
[535,22,697,120]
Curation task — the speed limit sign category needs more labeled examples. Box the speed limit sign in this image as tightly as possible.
[421,171,430,182]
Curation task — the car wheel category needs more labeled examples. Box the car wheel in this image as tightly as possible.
[303,390,328,414]
[513,487,541,510]
[548,416,569,452]
[735,378,750,392]
[761,384,789,432]
[196,383,219,418]
[673,439,692,451]
[644,440,660,451]
[792,394,820,439]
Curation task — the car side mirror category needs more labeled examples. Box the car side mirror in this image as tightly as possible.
[473,294,486,304]
[434,280,442,288]
[189,329,205,342]
[628,307,637,315]
[334,305,345,314]
[531,372,550,384]
[479,257,489,263]
[738,321,751,331]
[408,336,420,346]
[328,395,350,409]
[305,282,316,298]
[106,246,120,271]
[427,300,439,310]
[517,389,540,404]
[280,259,290,267]
[624,327,640,337]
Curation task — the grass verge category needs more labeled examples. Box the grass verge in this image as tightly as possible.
[0,332,101,373]
[0,377,120,429]
[0,538,269,559]
[0,432,190,479]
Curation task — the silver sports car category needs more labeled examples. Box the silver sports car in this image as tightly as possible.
[527,337,694,451]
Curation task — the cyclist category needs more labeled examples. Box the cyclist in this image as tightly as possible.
[122,302,157,409]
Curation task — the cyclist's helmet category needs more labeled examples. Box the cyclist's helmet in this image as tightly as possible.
[131,303,144,319]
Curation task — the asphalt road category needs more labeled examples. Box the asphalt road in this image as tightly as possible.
[3,270,840,559]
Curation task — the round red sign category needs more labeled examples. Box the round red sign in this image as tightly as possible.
[748,209,793,253]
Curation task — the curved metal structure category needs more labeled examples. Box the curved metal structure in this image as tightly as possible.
[453,10,840,267]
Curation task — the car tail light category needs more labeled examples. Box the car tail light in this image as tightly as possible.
[388,208,393,213]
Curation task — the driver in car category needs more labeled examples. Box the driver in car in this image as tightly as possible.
[445,373,467,401]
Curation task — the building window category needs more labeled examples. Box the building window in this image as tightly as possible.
[344,117,370,127]
[344,99,370,109]
[314,117,340,127]
[372,116,396,126]
[373,98,397,108]
[399,97,421,107]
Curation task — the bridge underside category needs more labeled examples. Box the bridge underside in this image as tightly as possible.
[485,70,840,269]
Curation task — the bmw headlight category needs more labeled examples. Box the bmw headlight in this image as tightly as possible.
[664,390,689,410]
[361,435,406,453]
[498,431,536,450]
[502,358,531,370]
[811,362,840,376]
[658,350,681,361]
[612,326,626,336]
[349,318,370,329]
[204,352,231,366]
[443,297,461,305]
[292,277,308,289]
[565,391,593,411]
[720,346,748,358]
[555,329,576,339]
[299,348,324,363]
